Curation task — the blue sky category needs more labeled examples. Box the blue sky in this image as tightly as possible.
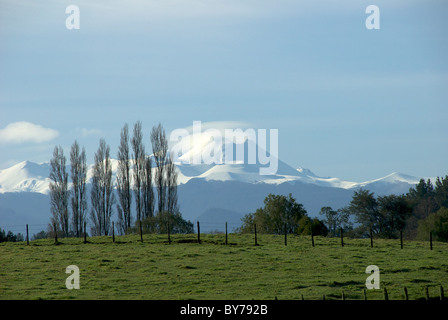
[0,0,447,182]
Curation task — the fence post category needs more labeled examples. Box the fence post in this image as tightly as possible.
[197,221,201,244]
[53,222,58,245]
[440,285,444,300]
[139,220,143,243]
[370,229,373,248]
[383,287,389,300]
[168,222,171,244]
[26,224,29,245]
[430,231,433,250]
[225,222,228,246]
[284,224,287,246]
[363,289,367,300]
[404,287,409,300]
[112,221,115,243]
[254,224,258,246]
[83,222,87,243]
[311,230,315,247]
[425,286,430,300]
[400,230,403,249]
[340,227,344,247]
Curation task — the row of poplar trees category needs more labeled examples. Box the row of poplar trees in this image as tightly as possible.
[49,122,180,237]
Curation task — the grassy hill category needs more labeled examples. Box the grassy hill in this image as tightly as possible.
[1,233,447,300]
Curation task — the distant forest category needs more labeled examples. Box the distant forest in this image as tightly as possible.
[239,176,448,242]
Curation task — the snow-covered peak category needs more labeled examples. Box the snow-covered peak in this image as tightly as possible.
[0,161,51,194]
[0,159,424,196]
[296,167,317,177]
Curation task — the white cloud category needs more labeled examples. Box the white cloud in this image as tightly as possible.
[76,127,102,137]
[0,121,59,144]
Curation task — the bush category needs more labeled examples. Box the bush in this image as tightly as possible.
[137,211,194,234]
[296,216,328,236]
[417,207,448,242]
[238,193,307,234]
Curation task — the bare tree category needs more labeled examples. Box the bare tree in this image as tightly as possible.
[117,124,132,234]
[70,141,87,237]
[166,154,179,215]
[132,121,145,222]
[49,145,69,237]
[143,156,155,219]
[151,123,168,214]
[90,138,115,236]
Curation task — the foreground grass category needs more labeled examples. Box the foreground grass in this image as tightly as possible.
[1,233,447,300]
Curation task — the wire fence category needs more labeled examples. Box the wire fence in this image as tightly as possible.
[0,221,443,253]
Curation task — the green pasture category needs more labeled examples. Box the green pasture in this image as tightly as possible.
[1,234,447,300]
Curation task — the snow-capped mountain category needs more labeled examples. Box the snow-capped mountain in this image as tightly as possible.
[0,161,52,194]
[0,159,421,195]
[0,149,426,233]
[0,132,424,196]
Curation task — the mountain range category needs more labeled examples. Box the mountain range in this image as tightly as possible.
[0,157,423,234]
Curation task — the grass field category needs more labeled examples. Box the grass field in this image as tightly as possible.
[1,233,447,300]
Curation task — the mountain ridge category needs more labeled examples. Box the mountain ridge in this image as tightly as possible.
[0,159,423,195]
[0,159,426,233]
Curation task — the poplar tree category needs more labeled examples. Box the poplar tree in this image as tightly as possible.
[70,140,87,237]
[132,121,145,222]
[90,138,115,236]
[117,124,132,234]
[49,145,69,237]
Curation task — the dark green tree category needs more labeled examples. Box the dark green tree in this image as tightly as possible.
[434,176,448,209]
[296,216,328,236]
[417,207,448,242]
[405,179,439,239]
[345,189,380,236]
[319,206,351,237]
[239,193,307,234]
[377,194,412,238]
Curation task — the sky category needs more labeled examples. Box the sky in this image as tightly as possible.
[0,0,447,182]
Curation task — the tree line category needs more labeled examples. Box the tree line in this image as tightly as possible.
[0,228,24,243]
[238,175,448,242]
[49,122,193,238]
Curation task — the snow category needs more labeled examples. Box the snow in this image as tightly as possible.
[0,161,52,194]
[0,158,423,195]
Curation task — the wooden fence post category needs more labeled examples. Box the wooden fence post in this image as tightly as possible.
[139,220,143,243]
[404,287,409,300]
[168,222,171,244]
[383,287,389,300]
[26,224,29,245]
[400,230,403,249]
[254,224,258,246]
[225,222,228,246]
[430,232,433,250]
[112,221,115,243]
[425,286,430,300]
[370,229,373,248]
[340,228,344,247]
[53,222,58,244]
[197,221,201,244]
[440,285,444,300]
[284,224,287,246]
[83,222,87,243]
[311,230,315,247]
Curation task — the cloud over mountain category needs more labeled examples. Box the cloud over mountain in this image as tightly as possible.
[0,122,59,144]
